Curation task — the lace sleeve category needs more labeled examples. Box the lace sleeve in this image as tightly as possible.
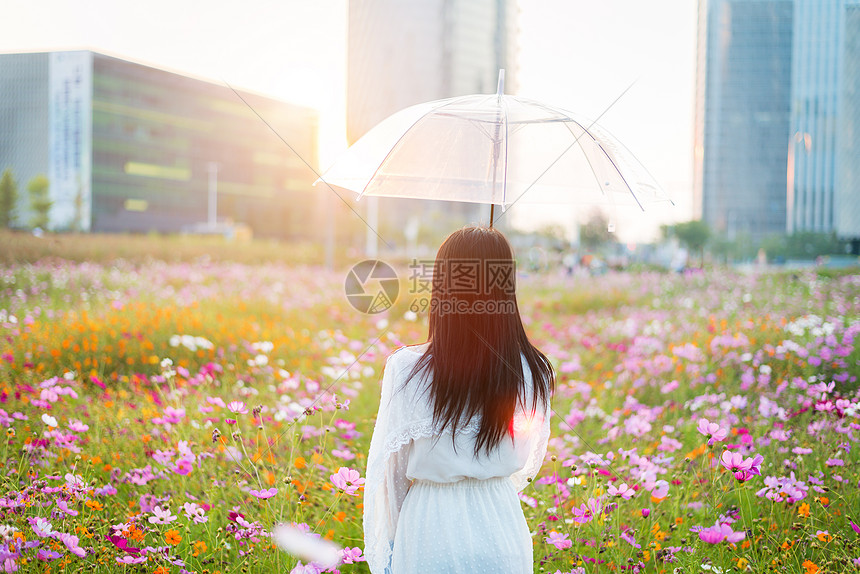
[509,393,552,492]
[363,350,414,574]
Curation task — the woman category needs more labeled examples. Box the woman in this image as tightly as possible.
[364,226,555,573]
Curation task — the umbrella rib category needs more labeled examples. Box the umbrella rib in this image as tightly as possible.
[567,118,645,212]
[579,121,675,207]
[501,90,509,210]
[560,121,606,198]
[493,79,638,222]
[357,98,456,201]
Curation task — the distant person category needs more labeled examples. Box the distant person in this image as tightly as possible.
[562,250,577,276]
[363,226,554,574]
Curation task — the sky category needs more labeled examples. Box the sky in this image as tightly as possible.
[1,0,696,243]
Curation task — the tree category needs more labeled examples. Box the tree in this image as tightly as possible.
[671,220,711,267]
[0,168,18,229]
[27,175,52,230]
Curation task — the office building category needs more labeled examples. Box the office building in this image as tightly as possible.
[695,0,860,244]
[787,0,844,234]
[346,0,518,252]
[0,50,318,238]
[693,0,793,243]
[347,0,517,142]
[836,1,860,241]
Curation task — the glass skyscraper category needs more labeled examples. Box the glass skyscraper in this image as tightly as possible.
[837,1,860,241]
[787,0,843,234]
[345,0,519,253]
[0,51,319,238]
[696,0,860,243]
[694,0,794,243]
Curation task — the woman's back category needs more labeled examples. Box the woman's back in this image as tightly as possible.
[364,344,551,573]
[363,226,554,573]
[392,344,548,486]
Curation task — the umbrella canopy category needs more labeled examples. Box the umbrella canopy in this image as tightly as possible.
[318,71,672,217]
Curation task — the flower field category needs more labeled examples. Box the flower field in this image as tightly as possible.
[0,255,858,573]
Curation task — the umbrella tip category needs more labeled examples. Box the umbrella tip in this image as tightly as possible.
[497,69,505,99]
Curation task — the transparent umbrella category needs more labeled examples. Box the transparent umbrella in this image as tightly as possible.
[318,70,673,226]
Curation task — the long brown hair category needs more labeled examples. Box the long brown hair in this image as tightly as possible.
[402,226,554,456]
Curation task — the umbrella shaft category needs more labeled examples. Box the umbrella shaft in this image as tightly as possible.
[490,204,495,228]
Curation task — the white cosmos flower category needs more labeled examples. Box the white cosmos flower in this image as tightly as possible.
[41,414,58,428]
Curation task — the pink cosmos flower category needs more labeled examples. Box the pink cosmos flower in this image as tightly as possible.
[330,467,365,496]
[341,546,366,564]
[183,502,209,524]
[57,532,87,557]
[206,396,227,408]
[545,531,572,550]
[116,556,147,564]
[607,482,635,500]
[571,498,601,524]
[696,418,729,445]
[31,517,53,538]
[249,488,279,499]
[332,447,356,460]
[698,522,745,544]
[227,401,248,414]
[162,406,185,424]
[148,505,177,524]
[36,549,61,561]
[68,419,89,432]
[172,458,194,476]
[621,531,640,548]
[747,453,764,475]
[650,480,670,499]
[55,499,78,516]
[719,451,751,473]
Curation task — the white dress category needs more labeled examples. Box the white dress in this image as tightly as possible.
[363,345,552,574]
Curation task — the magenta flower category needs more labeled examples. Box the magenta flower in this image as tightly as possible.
[850,521,860,535]
[734,470,755,482]
[227,401,248,415]
[249,487,279,499]
[105,533,141,554]
[698,522,745,544]
[696,418,729,445]
[330,467,365,496]
[116,556,147,564]
[341,546,366,564]
[641,508,651,518]
[545,531,572,549]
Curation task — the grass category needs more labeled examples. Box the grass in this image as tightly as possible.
[0,236,858,573]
